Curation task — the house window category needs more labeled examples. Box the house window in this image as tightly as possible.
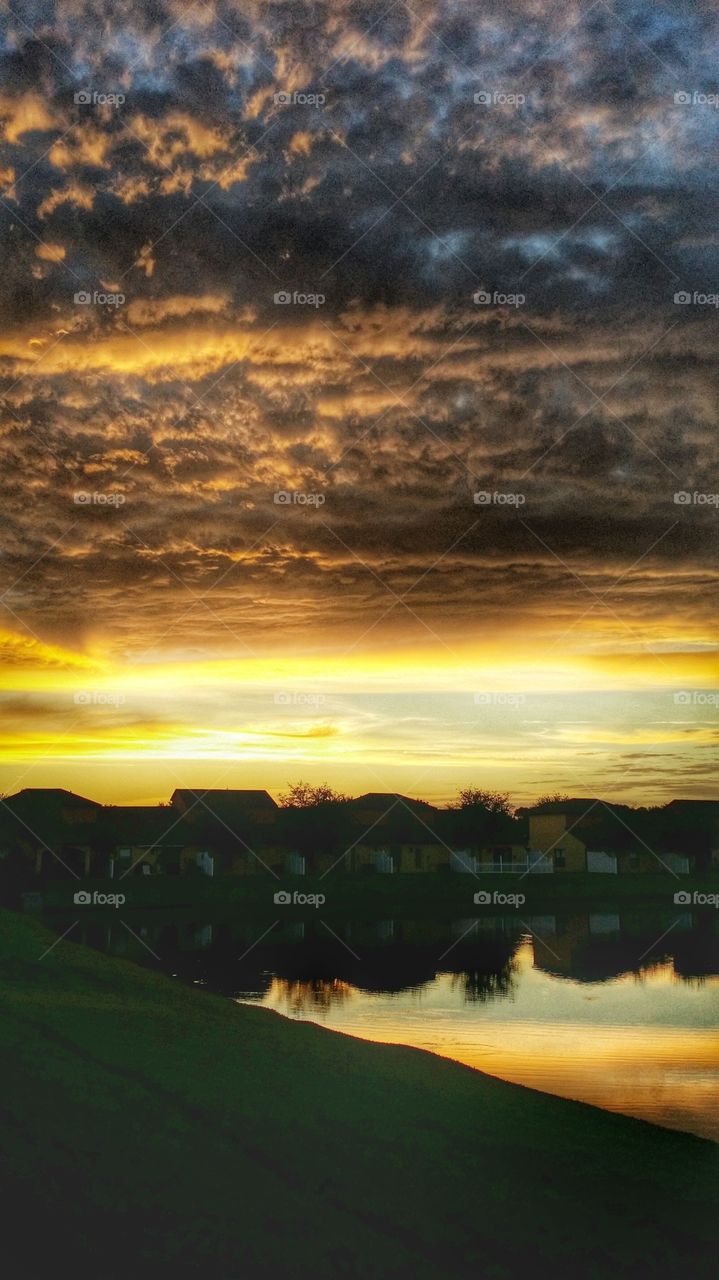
[554,849,566,868]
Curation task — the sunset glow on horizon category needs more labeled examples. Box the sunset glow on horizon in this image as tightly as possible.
[1,0,717,806]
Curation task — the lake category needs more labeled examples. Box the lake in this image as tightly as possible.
[51,905,719,1142]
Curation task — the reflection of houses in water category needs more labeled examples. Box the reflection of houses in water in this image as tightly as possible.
[448,964,516,1004]
[671,912,719,979]
[526,911,719,982]
[525,799,701,874]
[588,913,621,935]
[529,913,649,981]
[234,916,522,999]
[441,917,521,1003]
[270,977,353,1013]
[50,903,719,1003]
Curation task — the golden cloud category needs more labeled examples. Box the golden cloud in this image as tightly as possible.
[0,93,57,143]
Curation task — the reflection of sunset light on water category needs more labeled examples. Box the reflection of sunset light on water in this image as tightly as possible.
[243,942,719,1142]
[269,977,354,1014]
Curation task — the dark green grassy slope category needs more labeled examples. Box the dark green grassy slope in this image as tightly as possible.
[1,909,716,1279]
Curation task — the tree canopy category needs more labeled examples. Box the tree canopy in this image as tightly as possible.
[452,788,514,816]
[279,782,350,808]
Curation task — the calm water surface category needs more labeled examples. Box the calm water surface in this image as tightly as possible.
[239,941,719,1142]
[57,907,719,1141]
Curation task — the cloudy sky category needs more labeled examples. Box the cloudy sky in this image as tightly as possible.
[0,0,717,804]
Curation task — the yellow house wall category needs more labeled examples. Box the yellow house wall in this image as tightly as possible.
[397,844,448,872]
[529,815,587,871]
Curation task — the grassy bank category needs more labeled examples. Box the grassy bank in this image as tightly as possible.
[1,909,717,1279]
[38,868,719,915]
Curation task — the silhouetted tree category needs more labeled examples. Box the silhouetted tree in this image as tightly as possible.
[452,788,513,816]
[279,782,352,865]
[280,781,350,807]
[447,790,519,845]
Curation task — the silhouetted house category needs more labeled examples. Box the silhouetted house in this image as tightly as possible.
[344,794,450,873]
[2,786,713,886]
[169,788,285,874]
[527,799,694,874]
[660,800,719,871]
[275,800,353,877]
[0,788,104,877]
[170,789,278,823]
[447,808,532,873]
[101,806,188,877]
[348,792,438,824]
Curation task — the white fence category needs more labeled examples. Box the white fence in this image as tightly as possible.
[372,849,395,874]
[586,850,617,874]
[664,853,690,874]
[450,850,553,874]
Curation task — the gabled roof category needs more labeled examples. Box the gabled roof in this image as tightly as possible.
[3,788,103,810]
[102,806,186,844]
[663,799,719,811]
[170,789,278,813]
[0,789,103,846]
[351,793,439,813]
[347,794,443,844]
[527,798,601,816]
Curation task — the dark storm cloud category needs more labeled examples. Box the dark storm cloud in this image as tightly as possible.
[0,0,717,658]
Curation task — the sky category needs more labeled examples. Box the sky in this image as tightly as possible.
[0,0,717,806]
